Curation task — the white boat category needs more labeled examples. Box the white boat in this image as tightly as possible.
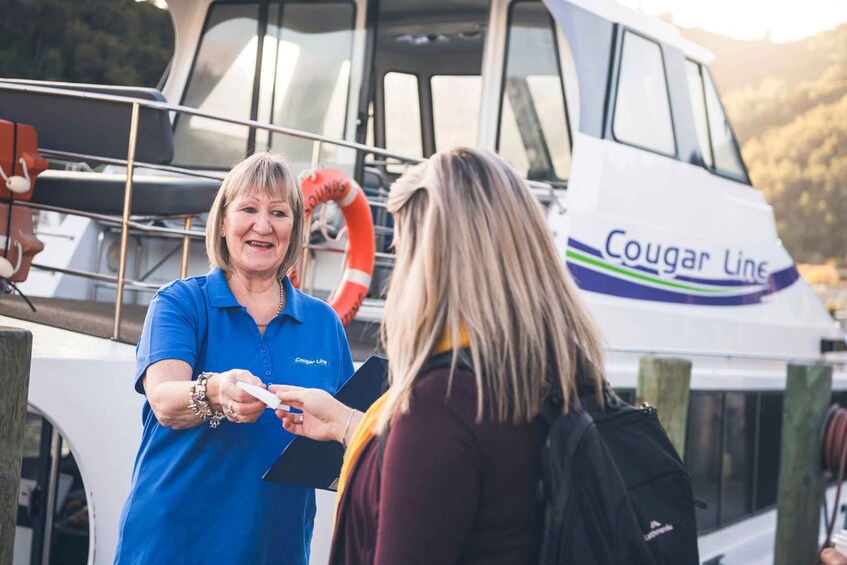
[2,0,845,563]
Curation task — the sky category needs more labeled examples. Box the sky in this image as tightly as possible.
[616,0,847,43]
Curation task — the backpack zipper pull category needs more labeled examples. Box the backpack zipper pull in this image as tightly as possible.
[640,402,657,416]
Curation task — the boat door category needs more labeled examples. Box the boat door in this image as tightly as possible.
[16,412,89,565]
[362,0,575,190]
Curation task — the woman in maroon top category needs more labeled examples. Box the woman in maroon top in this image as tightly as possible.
[273,147,608,564]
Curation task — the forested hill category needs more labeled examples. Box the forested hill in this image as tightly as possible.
[680,25,847,263]
[0,0,172,87]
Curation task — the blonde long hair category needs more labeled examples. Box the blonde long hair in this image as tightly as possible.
[378,147,606,430]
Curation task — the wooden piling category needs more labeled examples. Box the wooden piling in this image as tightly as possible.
[0,326,33,565]
[774,363,832,565]
[636,356,692,458]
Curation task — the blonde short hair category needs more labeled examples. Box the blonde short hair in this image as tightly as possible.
[205,152,304,278]
[378,147,606,430]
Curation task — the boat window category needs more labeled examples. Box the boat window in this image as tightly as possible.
[432,75,482,151]
[262,2,355,166]
[384,72,423,172]
[17,413,90,564]
[685,390,787,533]
[685,392,721,531]
[685,60,713,168]
[703,68,747,180]
[612,32,675,156]
[497,0,571,182]
[754,393,783,510]
[173,3,261,167]
[174,1,356,169]
[720,392,755,523]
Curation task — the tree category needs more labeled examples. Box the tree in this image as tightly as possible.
[0,0,173,87]
[743,94,847,262]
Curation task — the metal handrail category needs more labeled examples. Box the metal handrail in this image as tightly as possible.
[30,263,163,291]
[39,149,226,181]
[0,81,424,165]
[2,81,559,339]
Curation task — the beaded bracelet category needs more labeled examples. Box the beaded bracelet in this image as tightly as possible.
[188,372,226,429]
[341,408,357,450]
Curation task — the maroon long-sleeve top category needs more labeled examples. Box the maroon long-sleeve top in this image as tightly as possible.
[329,366,545,564]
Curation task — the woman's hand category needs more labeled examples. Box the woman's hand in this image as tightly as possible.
[822,548,847,565]
[208,369,267,424]
[270,385,354,443]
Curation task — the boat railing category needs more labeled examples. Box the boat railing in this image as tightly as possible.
[0,80,561,340]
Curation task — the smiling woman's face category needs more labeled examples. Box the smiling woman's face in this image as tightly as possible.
[222,191,293,281]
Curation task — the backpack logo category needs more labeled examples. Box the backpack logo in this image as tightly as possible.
[644,520,674,542]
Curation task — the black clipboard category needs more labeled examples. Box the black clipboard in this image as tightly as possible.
[263,355,387,490]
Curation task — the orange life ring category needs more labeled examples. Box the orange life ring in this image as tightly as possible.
[292,169,375,326]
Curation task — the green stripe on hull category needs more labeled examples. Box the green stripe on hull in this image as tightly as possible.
[565,249,744,295]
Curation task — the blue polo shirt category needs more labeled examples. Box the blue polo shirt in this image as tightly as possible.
[115,268,353,564]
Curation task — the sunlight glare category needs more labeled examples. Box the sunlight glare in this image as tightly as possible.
[616,0,847,42]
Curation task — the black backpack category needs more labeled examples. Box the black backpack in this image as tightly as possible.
[538,390,700,565]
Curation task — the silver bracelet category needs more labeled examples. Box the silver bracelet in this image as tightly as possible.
[341,408,357,450]
[188,372,226,429]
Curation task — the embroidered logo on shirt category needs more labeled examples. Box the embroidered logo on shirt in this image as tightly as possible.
[294,357,328,367]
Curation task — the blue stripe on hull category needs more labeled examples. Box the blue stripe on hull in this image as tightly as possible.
[565,237,801,306]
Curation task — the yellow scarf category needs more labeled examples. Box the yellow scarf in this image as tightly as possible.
[336,327,469,503]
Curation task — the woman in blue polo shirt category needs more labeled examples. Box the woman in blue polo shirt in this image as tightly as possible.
[114,152,354,564]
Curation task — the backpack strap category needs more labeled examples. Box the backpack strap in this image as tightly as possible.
[562,410,594,454]
[538,405,594,562]
[541,387,594,454]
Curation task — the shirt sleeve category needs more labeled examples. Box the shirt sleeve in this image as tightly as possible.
[134,282,202,393]
[374,371,480,564]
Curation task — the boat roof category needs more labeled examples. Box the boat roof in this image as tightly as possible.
[159,0,715,64]
[559,0,715,63]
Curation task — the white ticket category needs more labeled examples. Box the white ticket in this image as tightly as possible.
[236,382,292,412]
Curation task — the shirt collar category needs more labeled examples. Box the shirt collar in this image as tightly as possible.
[207,267,240,308]
[281,275,304,323]
[207,267,305,323]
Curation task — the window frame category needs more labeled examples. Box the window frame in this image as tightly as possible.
[700,65,752,185]
[684,59,752,185]
[264,0,358,156]
[684,59,714,169]
[609,28,678,159]
[173,0,358,170]
[381,69,425,172]
[173,0,263,170]
[429,73,485,153]
[685,389,789,535]
[494,0,573,185]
